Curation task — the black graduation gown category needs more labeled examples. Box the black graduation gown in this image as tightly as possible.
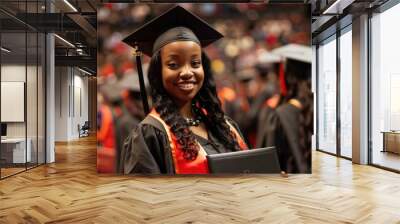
[227,86,276,147]
[121,115,245,174]
[113,106,142,173]
[256,103,310,173]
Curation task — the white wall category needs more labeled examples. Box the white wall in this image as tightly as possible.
[1,65,34,138]
[55,67,89,141]
[55,67,69,141]
[1,65,26,81]
[1,63,46,164]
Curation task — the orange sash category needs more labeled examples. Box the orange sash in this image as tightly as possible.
[97,105,116,173]
[149,109,247,174]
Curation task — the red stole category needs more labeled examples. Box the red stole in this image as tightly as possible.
[149,109,247,174]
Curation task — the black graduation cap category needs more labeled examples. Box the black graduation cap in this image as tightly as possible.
[271,44,311,95]
[123,5,224,57]
[122,5,224,114]
[272,44,311,80]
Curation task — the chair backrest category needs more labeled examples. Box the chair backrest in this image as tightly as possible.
[82,121,90,129]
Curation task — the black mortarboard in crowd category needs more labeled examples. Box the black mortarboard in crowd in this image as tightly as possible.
[272,44,311,95]
[272,44,311,80]
[122,5,224,113]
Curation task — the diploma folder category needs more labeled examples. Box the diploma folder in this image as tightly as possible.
[206,147,281,174]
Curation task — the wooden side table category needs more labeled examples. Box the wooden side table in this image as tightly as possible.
[381,131,400,154]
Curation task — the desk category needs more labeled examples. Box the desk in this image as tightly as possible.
[1,138,31,163]
[381,131,400,154]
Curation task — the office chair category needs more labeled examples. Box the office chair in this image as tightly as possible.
[79,121,90,138]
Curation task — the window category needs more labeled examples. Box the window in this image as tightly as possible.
[339,28,352,158]
[371,3,400,171]
[0,1,47,179]
[318,36,337,154]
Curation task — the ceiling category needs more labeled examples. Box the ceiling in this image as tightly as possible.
[310,0,390,44]
[0,0,100,73]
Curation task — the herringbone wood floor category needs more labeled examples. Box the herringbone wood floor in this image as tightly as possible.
[0,135,399,223]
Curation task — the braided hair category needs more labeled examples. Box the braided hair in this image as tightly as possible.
[148,51,241,160]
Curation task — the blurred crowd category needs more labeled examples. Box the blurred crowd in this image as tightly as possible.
[96,3,312,173]
[97,3,309,80]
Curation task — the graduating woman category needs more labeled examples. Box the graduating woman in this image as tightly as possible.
[120,5,248,174]
[256,44,313,174]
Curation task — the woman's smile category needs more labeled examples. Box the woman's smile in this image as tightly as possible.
[176,81,197,91]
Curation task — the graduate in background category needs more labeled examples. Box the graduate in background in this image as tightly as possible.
[227,67,256,146]
[233,52,282,148]
[115,73,148,172]
[97,73,148,173]
[121,5,248,174]
[97,81,122,173]
[256,44,313,173]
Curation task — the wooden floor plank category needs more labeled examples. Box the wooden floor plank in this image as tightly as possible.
[0,135,399,223]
